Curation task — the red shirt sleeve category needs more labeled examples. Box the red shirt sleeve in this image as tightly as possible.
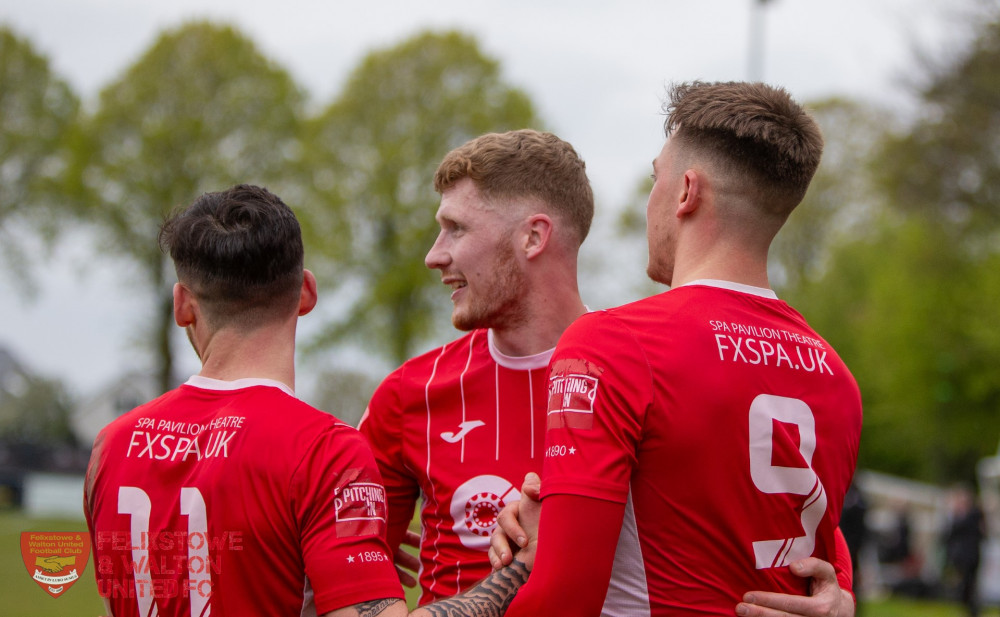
[358,370,420,554]
[291,426,403,613]
[541,312,651,504]
[505,494,624,617]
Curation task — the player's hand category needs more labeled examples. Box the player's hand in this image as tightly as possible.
[394,529,421,588]
[488,472,541,572]
[736,557,855,617]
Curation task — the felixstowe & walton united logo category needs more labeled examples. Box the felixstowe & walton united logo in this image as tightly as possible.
[20,531,91,598]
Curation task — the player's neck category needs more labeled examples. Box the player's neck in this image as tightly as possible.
[670,230,771,289]
[672,258,770,289]
[491,288,586,357]
[193,324,297,391]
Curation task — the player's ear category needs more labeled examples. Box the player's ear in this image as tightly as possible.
[173,283,196,327]
[677,169,701,217]
[523,213,553,260]
[298,269,318,316]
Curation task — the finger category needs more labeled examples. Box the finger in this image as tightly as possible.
[791,557,841,602]
[490,525,515,566]
[496,501,528,548]
[488,545,505,571]
[488,536,516,569]
[402,529,421,549]
[789,557,835,582]
[740,590,832,616]
[395,564,417,588]
[521,472,542,501]
[736,600,798,617]
[395,547,420,573]
[735,602,777,617]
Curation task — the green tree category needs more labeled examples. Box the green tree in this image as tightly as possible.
[772,97,893,294]
[877,12,1000,250]
[71,21,306,393]
[0,347,76,447]
[310,368,380,427]
[794,216,998,482]
[303,30,540,365]
[870,8,1000,482]
[613,174,662,301]
[0,375,76,447]
[0,25,79,290]
[795,8,1000,483]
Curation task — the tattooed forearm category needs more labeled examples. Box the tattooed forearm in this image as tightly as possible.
[419,559,530,617]
[355,597,404,617]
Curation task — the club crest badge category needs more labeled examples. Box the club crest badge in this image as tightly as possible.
[20,531,91,598]
[450,475,520,549]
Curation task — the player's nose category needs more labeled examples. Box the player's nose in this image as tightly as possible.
[425,231,450,270]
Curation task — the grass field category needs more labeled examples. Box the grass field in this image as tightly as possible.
[2,509,995,616]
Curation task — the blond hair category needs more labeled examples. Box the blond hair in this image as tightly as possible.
[434,129,594,245]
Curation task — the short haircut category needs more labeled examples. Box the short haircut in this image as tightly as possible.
[433,129,594,246]
[663,81,823,218]
[159,184,304,330]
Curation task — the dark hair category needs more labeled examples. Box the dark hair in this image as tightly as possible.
[159,184,303,329]
[434,129,594,245]
[663,81,824,217]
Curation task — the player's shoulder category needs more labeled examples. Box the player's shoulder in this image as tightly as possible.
[258,388,352,433]
[264,394,365,460]
[566,294,668,336]
[186,381,350,437]
[596,283,786,327]
[366,330,490,426]
[380,329,488,384]
[405,329,484,366]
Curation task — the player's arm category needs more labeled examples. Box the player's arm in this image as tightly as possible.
[409,560,532,616]
[498,493,623,616]
[297,425,406,613]
[395,472,622,617]
[358,375,421,585]
[403,472,542,616]
[465,312,640,616]
[323,558,532,616]
[324,598,409,617]
[411,505,622,617]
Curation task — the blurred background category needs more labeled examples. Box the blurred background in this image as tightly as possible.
[0,0,998,613]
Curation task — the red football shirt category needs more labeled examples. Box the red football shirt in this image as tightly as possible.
[359,329,550,604]
[538,281,863,615]
[84,376,402,616]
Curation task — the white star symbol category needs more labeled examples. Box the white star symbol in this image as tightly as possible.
[568,447,576,454]
[347,555,355,563]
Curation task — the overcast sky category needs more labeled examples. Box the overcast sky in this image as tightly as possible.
[0,0,969,399]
